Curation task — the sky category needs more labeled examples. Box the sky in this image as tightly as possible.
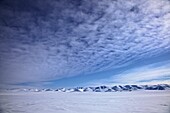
[0,0,170,88]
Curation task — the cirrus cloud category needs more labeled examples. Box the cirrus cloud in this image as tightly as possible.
[0,0,170,87]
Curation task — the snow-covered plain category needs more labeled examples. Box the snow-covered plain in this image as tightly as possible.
[0,91,170,113]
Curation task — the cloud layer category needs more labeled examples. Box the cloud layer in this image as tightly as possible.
[0,0,170,86]
[87,61,170,86]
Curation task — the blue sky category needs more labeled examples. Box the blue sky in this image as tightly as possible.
[0,0,170,88]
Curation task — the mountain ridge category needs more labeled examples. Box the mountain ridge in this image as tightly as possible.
[4,84,170,93]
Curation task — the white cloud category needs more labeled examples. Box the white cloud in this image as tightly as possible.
[0,0,170,86]
[87,61,170,86]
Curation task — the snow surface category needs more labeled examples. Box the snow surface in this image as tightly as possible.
[0,91,170,113]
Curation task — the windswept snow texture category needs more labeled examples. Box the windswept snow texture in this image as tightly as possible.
[0,91,170,113]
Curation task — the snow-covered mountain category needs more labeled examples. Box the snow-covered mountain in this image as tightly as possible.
[62,84,170,92]
[4,84,170,92]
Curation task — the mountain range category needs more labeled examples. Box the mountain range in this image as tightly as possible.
[5,84,170,93]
